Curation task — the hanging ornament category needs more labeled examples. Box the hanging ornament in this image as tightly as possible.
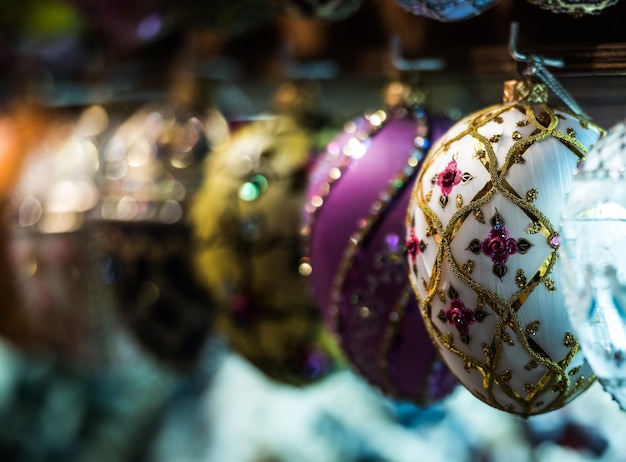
[0,104,51,349]
[6,105,111,363]
[99,105,214,369]
[303,80,458,404]
[174,0,279,35]
[279,0,366,21]
[560,120,626,410]
[406,77,604,416]
[393,0,500,22]
[525,0,618,16]
[190,114,334,384]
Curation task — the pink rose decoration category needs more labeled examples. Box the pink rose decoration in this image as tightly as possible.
[481,226,518,266]
[436,159,462,196]
[406,229,420,264]
[445,298,476,336]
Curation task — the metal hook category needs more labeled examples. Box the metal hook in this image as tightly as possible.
[508,22,564,69]
[508,22,590,120]
[390,35,446,72]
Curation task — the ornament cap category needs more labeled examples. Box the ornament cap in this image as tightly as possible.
[503,79,548,104]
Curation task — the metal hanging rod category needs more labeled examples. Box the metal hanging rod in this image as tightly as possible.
[390,35,446,72]
[508,22,591,120]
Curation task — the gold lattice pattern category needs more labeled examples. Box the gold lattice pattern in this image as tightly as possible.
[407,102,603,415]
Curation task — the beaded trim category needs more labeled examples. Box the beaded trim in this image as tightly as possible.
[300,112,384,276]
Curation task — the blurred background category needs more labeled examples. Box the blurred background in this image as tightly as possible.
[1,0,626,461]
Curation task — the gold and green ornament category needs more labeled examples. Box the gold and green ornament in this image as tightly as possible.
[190,115,335,384]
[406,78,604,416]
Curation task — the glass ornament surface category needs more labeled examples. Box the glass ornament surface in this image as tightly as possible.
[561,120,626,410]
[304,84,458,405]
[393,0,500,22]
[406,80,603,416]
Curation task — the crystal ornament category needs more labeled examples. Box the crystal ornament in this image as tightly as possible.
[561,120,626,410]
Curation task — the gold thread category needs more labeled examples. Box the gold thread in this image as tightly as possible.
[378,286,412,399]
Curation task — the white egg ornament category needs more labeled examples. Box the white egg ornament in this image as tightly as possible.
[406,79,603,416]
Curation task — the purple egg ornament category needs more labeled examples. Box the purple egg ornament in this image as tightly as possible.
[303,82,458,404]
